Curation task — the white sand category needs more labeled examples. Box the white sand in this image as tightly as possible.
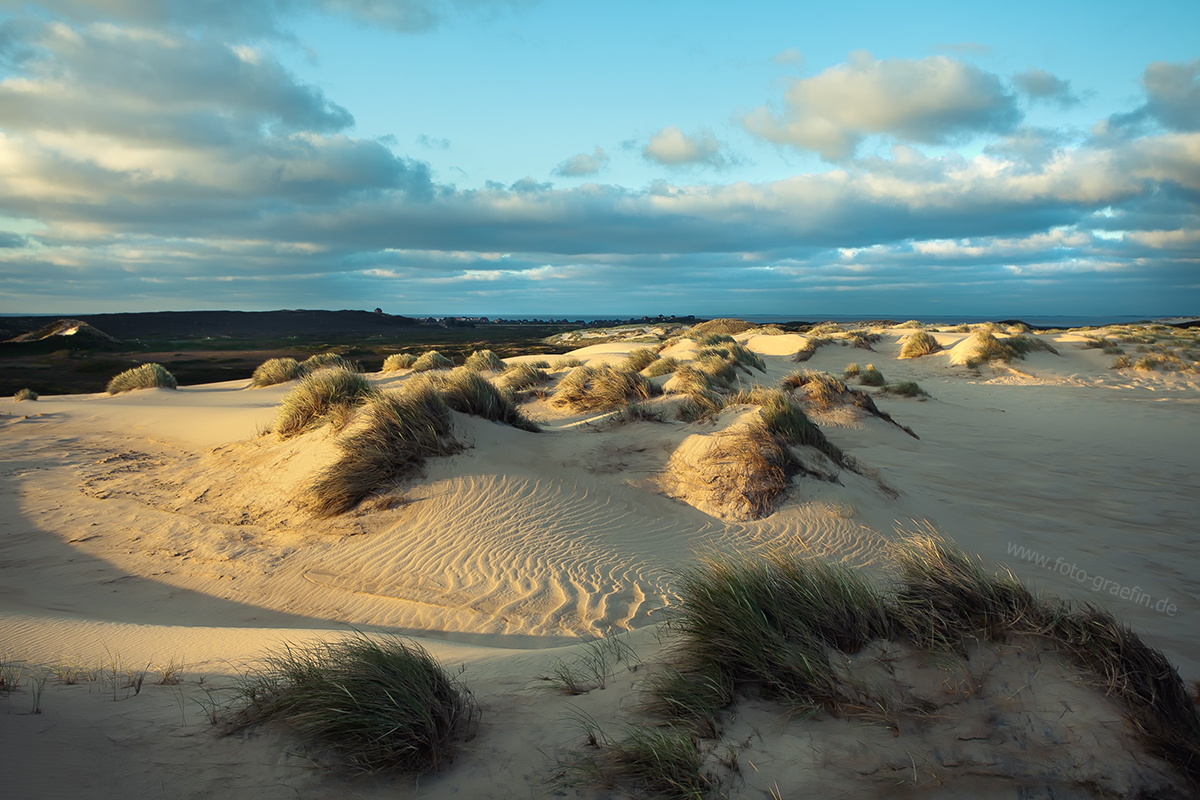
[2,324,1198,798]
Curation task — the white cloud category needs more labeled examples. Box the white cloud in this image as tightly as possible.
[553,146,608,177]
[642,126,731,168]
[769,47,803,68]
[743,51,1021,160]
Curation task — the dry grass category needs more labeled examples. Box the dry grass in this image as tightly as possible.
[782,370,918,439]
[623,347,661,372]
[899,330,941,358]
[273,367,377,439]
[428,369,540,432]
[857,364,885,386]
[551,356,583,370]
[107,363,178,394]
[790,336,831,362]
[879,381,929,398]
[13,387,37,401]
[302,353,358,373]
[643,356,680,377]
[382,353,417,372]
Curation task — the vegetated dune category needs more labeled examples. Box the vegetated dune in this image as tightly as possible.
[1,320,1198,799]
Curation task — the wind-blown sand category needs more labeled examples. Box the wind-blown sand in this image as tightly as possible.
[2,323,1197,798]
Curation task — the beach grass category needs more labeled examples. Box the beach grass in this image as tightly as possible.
[463,350,506,372]
[899,330,941,359]
[106,363,178,394]
[412,350,454,372]
[13,387,37,401]
[230,633,477,774]
[382,353,417,372]
[273,367,376,439]
[553,364,658,412]
[250,357,304,387]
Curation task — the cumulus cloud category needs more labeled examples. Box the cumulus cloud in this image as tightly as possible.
[553,146,608,177]
[643,126,732,168]
[743,51,1021,160]
[1013,68,1080,108]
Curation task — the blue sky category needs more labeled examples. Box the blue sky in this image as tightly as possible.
[0,0,1197,318]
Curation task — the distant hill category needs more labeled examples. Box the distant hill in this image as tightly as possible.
[7,318,120,343]
[26,309,423,340]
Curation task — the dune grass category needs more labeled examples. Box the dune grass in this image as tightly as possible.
[857,364,885,386]
[302,352,359,372]
[274,367,377,439]
[782,370,918,439]
[623,347,661,372]
[433,369,539,432]
[251,357,304,387]
[879,381,929,398]
[498,363,550,391]
[790,335,831,362]
[645,535,1200,793]
[411,350,454,372]
[463,350,506,372]
[643,355,680,377]
[303,383,458,515]
[848,330,881,350]
[961,331,1059,368]
[13,387,37,401]
[106,363,178,394]
[553,364,658,412]
[230,633,477,774]
[551,356,583,370]
[899,330,942,359]
[382,353,418,372]
[669,366,726,422]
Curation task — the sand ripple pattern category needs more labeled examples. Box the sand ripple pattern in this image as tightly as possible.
[302,474,714,637]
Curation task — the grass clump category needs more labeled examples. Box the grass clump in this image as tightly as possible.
[251,357,304,387]
[553,365,658,412]
[274,368,377,439]
[790,336,830,362]
[592,725,708,799]
[497,363,550,392]
[382,353,417,372]
[879,381,929,398]
[848,330,881,350]
[623,347,661,372]
[670,366,726,422]
[463,350,506,372]
[432,370,540,432]
[230,633,477,774]
[107,363,178,394]
[782,370,918,439]
[643,355,680,377]
[551,356,583,370]
[302,352,361,373]
[13,388,37,401]
[857,364,885,386]
[303,383,458,515]
[899,330,941,359]
[411,350,454,372]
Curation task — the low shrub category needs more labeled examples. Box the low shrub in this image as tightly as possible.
[230,633,477,774]
[899,330,941,359]
[107,363,178,394]
[382,353,417,372]
[13,388,37,401]
[251,357,303,387]
[411,351,454,372]
[274,367,376,439]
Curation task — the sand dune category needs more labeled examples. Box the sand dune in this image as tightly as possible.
[2,322,1198,798]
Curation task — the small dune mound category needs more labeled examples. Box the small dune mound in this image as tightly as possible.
[106,363,178,394]
[782,370,917,439]
[228,633,477,774]
[8,318,119,343]
[950,330,1059,368]
[899,329,942,358]
[688,318,755,336]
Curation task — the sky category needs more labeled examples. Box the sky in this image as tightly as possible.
[0,0,1197,318]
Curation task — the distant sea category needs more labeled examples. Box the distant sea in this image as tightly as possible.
[545,313,1169,329]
